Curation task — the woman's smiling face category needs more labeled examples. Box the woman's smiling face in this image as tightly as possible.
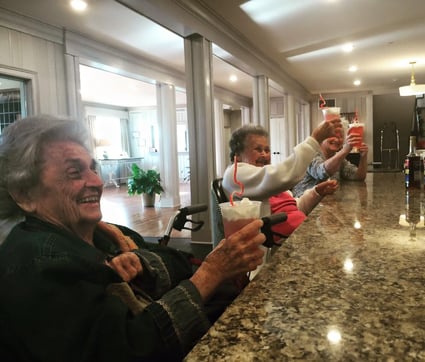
[322,134,344,153]
[29,140,104,237]
[239,134,271,167]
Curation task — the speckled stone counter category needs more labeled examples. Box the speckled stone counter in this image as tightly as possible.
[185,172,425,361]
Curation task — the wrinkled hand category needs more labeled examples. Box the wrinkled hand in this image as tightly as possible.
[204,219,265,279]
[190,219,266,301]
[315,179,338,196]
[106,252,143,282]
[344,133,361,151]
[358,143,368,156]
[312,118,343,144]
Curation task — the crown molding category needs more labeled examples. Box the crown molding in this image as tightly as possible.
[0,7,62,44]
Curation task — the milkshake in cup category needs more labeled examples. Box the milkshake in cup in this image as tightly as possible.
[321,107,341,121]
[219,198,261,238]
[348,122,364,152]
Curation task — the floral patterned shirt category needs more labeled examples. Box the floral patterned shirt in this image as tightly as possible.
[292,151,359,198]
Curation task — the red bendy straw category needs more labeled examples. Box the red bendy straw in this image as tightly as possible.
[319,94,326,109]
[230,155,244,206]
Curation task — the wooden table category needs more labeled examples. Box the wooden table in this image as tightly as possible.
[185,172,425,361]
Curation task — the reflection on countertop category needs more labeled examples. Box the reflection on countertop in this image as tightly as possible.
[185,172,425,361]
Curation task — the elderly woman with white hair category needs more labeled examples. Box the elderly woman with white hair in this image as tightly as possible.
[0,115,266,361]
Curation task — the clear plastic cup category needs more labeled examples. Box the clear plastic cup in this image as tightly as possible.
[347,122,364,152]
[219,198,261,238]
[322,107,341,121]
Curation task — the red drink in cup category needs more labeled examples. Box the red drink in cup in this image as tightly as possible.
[222,218,256,238]
[220,198,261,238]
[348,122,364,152]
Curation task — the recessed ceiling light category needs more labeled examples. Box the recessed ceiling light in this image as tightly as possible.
[229,75,238,82]
[70,0,87,11]
[342,43,353,53]
[353,80,361,86]
[349,65,357,72]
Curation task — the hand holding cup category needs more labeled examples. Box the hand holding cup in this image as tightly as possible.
[312,119,343,144]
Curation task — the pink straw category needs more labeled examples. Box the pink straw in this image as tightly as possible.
[319,94,326,109]
[230,155,244,206]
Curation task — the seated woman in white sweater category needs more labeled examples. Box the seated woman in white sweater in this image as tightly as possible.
[222,123,340,239]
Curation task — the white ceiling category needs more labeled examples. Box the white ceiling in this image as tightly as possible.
[1,0,425,106]
[213,0,425,95]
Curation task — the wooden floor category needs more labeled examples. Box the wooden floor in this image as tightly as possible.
[101,182,192,239]
[101,182,213,259]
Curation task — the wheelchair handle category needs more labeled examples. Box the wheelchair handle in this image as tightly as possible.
[179,204,208,216]
[159,204,208,245]
[261,212,288,226]
[170,203,207,232]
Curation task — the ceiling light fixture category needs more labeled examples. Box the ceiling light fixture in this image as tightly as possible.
[342,43,353,53]
[70,0,87,11]
[399,61,425,96]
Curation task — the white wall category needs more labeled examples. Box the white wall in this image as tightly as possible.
[0,18,68,116]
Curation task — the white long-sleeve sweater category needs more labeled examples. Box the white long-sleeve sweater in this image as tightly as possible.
[222,136,321,217]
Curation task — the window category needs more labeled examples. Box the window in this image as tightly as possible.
[176,108,188,152]
[92,116,125,159]
[318,98,336,109]
[0,75,27,132]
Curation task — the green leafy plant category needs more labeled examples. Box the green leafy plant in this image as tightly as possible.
[127,164,164,196]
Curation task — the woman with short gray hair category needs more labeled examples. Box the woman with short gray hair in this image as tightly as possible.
[0,115,266,361]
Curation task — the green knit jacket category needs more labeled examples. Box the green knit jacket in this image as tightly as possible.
[0,217,211,362]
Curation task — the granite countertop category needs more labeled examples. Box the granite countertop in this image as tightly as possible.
[185,172,425,361]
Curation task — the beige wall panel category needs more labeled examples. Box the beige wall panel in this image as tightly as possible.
[0,26,68,116]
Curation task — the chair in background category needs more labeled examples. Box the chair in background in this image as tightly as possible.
[212,178,228,204]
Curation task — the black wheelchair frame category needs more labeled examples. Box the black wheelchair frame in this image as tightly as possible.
[157,203,287,249]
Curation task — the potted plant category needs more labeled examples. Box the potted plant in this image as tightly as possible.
[127,163,164,207]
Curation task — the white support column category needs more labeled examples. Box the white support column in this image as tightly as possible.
[64,54,83,120]
[287,94,297,152]
[214,98,227,177]
[184,33,215,243]
[301,102,311,142]
[157,82,181,207]
[241,106,251,124]
[252,75,270,132]
[365,94,374,165]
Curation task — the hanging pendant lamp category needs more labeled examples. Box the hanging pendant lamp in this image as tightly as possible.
[399,61,425,96]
